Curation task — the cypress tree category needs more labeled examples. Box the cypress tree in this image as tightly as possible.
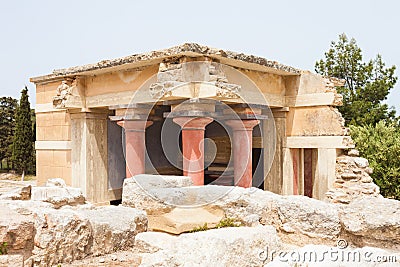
[12,86,34,178]
[0,97,17,170]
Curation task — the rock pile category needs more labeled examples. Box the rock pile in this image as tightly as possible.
[326,149,381,204]
[0,184,147,266]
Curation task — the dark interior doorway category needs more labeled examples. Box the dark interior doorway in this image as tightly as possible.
[252,148,264,189]
[303,148,313,198]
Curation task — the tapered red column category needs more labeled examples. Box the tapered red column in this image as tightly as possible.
[226,119,260,188]
[173,117,213,185]
[117,120,153,178]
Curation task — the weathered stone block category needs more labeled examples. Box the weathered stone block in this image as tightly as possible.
[31,186,85,208]
[148,206,224,234]
[339,197,400,250]
[138,226,281,266]
[75,206,147,255]
[0,206,35,257]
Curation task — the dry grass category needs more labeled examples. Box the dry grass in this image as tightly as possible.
[0,172,36,181]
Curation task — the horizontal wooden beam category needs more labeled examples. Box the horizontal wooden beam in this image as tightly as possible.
[35,141,72,150]
[285,136,353,149]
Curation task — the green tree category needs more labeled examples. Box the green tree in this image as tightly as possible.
[350,122,400,199]
[0,97,17,170]
[12,87,34,177]
[315,33,397,125]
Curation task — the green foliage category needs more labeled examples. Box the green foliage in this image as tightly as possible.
[189,223,209,233]
[0,242,8,255]
[0,97,17,170]
[189,218,242,233]
[12,87,35,174]
[350,122,400,199]
[315,33,398,126]
[216,217,241,228]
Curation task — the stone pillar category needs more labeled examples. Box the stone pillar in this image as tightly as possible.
[117,120,153,178]
[173,117,213,185]
[265,108,288,194]
[226,119,260,188]
[71,112,109,204]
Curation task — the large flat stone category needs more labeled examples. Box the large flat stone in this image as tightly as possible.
[148,206,224,234]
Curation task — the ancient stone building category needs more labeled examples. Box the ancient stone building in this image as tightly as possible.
[30,43,353,204]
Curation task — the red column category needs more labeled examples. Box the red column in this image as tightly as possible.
[117,120,153,178]
[226,120,260,188]
[173,117,213,185]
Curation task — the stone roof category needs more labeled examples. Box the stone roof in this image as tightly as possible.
[30,43,301,83]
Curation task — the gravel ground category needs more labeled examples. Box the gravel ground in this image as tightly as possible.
[62,250,142,267]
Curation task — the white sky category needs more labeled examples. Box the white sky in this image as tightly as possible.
[0,0,399,113]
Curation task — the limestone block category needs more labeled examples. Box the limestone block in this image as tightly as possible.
[339,197,400,250]
[29,208,92,266]
[148,206,224,234]
[75,206,148,255]
[31,186,85,208]
[0,205,35,256]
[286,106,347,136]
[274,195,340,239]
[297,71,327,94]
[30,186,82,206]
[121,175,193,211]
[139,226,281,267]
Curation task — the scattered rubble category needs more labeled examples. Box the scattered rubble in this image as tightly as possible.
[31,178,86,208]
[0,199,147,266]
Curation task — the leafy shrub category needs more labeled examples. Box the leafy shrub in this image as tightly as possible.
[216,218,241,228]
[0,242,7,255]
[350,121,400,199]
[189,223,209,233]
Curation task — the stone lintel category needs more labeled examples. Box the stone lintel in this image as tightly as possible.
[285,136,353,149]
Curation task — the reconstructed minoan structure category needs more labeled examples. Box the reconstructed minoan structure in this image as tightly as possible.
[30,43,354,204]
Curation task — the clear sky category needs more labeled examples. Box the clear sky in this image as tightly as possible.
[1,0,399,112]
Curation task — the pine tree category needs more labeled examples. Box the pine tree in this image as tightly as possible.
[12,87,34,178]
[315,34,398,126]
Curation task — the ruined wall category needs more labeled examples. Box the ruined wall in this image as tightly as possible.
[326,149,380,204]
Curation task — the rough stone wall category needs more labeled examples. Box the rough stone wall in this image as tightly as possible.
[326,149,381,204]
